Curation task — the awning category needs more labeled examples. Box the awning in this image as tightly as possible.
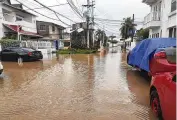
[4,24,43,38]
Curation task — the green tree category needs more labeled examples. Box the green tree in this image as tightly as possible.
[95,29,107,48]
[136,28,149,40]
[119,17,136,39]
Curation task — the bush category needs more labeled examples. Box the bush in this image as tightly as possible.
[0,39,21,49]
[57,49,97,54]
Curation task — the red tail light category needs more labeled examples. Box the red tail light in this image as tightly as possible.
[28,52,32,56]
[154,51,166,59]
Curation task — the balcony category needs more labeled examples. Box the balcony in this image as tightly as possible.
[143,12,161,29]
[142,0,158,5]
[2,15,37,33]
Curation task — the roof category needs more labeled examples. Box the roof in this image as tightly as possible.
[2,3,37,16]
[11,4,23,9]
[37,21,65,29]
[4,24,43,37]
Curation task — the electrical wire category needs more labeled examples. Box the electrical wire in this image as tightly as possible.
[33,0,76,23]
[15,0,71,26]
[25,3,69,10]
[66,0,83,19]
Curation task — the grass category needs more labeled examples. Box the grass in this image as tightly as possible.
[57,49,97,54]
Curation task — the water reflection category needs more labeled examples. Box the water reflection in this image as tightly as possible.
[0,53,157,120]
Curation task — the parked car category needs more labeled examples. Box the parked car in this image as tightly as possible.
[0,62,3,75]
[150,72,176,120]
[0,47,43,62]
[127,38,176,76]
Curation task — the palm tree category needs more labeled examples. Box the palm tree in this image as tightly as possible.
[119,17,136,50]
[119,17,135,39]
[95,29,106,48]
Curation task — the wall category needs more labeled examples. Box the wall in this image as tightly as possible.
[144,0,176,38]
[0,3,37,33]
[0,3,4,38]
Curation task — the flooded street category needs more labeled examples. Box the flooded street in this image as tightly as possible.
[0,51,157,120]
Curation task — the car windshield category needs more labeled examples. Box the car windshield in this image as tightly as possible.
[165,47,176,64]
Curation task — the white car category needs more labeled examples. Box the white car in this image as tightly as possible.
[0,62,3,74]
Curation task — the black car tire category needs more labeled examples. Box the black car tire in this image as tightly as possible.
[150,90,163,120]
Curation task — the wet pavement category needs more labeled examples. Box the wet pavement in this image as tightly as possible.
[0,50,157,120]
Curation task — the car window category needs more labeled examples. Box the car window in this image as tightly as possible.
[3,49,11,52]
[165,47,176,64]
[22,48,35,52]
[11,48,24,53]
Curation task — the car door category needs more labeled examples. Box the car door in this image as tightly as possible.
[1,49,12,61]
[163,73,176,120]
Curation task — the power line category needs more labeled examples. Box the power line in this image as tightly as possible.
[15,0,71,26]
[33,0,76,23]
[95,17,143,24]
[95,23,119,35]
[66,0,84,19]
[25,3,69,10]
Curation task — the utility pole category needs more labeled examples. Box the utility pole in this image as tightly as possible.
[87,0,90,48]
[131,14,135,43]
[91,0,95,48]
[83,0,95,49]
[102,25,104,47]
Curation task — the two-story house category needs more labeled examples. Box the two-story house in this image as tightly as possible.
[0,0,41,39]
[143,0,176,38]
[36,21,65,50]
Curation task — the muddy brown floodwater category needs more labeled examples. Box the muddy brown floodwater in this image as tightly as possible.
[0,52,158,120]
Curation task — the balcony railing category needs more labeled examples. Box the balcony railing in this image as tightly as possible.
[144,12,161,24]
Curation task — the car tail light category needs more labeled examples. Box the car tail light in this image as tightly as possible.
[154,51,166,59]
[28,52,32,56]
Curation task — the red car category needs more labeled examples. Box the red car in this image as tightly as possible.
[150,47,176,120]
[150,72,176,120]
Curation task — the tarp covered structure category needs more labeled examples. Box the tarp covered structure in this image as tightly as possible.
[128,38,176,72]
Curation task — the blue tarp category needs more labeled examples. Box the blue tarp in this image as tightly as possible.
[128,38,176,72]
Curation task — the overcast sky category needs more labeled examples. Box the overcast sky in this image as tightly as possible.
[12,0,150,36]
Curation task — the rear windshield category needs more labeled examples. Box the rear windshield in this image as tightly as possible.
[165,47,176,64]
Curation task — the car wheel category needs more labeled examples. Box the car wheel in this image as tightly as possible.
[150,90,163,120]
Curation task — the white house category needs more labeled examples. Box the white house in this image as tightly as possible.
[0,0,41,39]
[143,0,176,38]
[0,0,56,53]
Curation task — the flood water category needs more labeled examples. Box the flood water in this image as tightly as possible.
[0,51,157,120]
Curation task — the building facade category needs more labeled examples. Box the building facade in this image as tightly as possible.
[36,21,65,49]
[143,0,176,38]
[0,0,40,39]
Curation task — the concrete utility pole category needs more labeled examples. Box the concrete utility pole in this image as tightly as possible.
[87,0,90,48]
[83,0,95,49]
[131,14,135,43]
[102,25,104,47]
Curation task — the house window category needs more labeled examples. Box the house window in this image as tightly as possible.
[40,25,46,30]
[16,16,23,21]
[157,33,159,38]
[171,0,176,12]
[169,27,176,38]
[52,26,55,32]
